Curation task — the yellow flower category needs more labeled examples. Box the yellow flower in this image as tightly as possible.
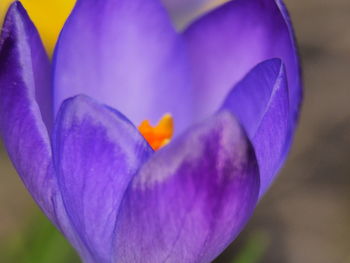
[0,0,76,56]
[0,0,12,27]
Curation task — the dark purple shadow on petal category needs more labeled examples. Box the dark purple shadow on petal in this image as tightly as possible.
[222,59,289,198]
[183,0,301,133]
[53,95,153,262]
[1,1,52,131]
[113,111,259,262]
[53,0,194,134]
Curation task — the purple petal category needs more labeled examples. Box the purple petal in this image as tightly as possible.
[53,0,193,133]
[0,1,55,220]
[223,59,289,198]
[183,0,301,128]
[114,111,259,262]
[53,95,153,262]
[0,4,95,260]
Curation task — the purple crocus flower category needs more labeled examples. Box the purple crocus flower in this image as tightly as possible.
[0,0,301,262]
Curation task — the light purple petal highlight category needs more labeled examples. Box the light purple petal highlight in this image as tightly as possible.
[114,111,259,262]
[223,59,289,198]
[184,0,301,128]
[53,0,193,133]
[53,95,153,262]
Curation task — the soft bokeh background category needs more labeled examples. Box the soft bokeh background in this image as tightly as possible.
[1,0,349,262]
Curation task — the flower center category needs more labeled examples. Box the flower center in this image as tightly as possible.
[138,114,174,151]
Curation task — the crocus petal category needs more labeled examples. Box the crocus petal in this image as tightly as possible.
[223,59,289,198]
[53,95,153,262]
[0,3,93,260]
[184,0,301,129]
[53,0,193,133]
[0,1,54,218]
[114,111,259,262]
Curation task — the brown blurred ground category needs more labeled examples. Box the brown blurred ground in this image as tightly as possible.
[1,0,350,262]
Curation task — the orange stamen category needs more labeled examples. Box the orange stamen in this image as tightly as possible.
[138,114,174,151]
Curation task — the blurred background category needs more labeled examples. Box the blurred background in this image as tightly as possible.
[1,0,349,262]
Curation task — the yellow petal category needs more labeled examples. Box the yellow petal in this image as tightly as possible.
[20,0,76,56]
[1,0,76,56]
[0,0,13,27]
[0,0,68,56]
